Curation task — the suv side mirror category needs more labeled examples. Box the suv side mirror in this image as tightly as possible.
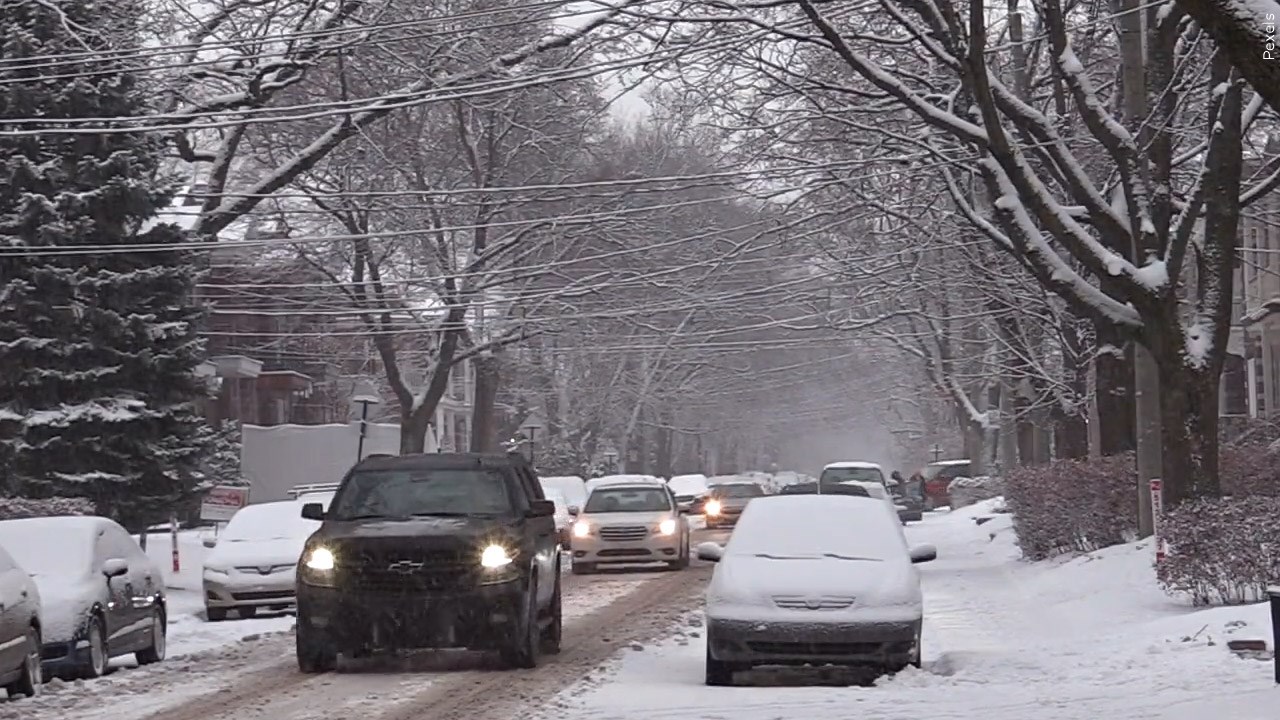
[301,503,325,521]
[695,542,723,562]
[567,506,579,516]
[202,537,217,549]
[102,558,129,578]
[909,544,938,563]
[527,499,556,518]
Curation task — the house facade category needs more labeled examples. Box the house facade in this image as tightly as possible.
[1229,144,1280,421]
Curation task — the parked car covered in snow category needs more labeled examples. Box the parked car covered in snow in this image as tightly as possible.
[696,494,936,685]
[818,461,888,486]
[539,475,586,513]
[201,494,332,621]
[0,542,41,698]
[913,459,971,509]
[544,489,573,544]
[0,516,167,679]
[665,474,710,513]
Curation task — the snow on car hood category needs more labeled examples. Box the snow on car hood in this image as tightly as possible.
[205,536,308,570]
[31,575,99,644]
[709,554,920,610]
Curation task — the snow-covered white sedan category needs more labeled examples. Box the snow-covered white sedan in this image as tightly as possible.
[696,494,936,685]
[0,516,167,679]
[201,495,330,621]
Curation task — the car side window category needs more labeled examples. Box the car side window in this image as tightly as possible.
[0,545,14,572]
[102,525,143,564]
[516,467,543,501]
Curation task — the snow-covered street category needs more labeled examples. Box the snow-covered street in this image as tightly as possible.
[9,505,1277,719]
[543,503,1279,720]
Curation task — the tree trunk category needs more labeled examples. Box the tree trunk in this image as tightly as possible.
[1173,0,1280,118]
[1156,358,1224,505]
[1054,413,1089,459]
[1094,330,1136,455]
[400,411,432,454]
[469,354,500,452]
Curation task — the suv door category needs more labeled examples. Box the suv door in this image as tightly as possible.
[514,465,557,604]
[94,528,139,651]
[103,524,158,650]
[0,546,26,676]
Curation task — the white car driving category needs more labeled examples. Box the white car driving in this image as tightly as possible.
[202,494,332,621]
[696,494,936,685]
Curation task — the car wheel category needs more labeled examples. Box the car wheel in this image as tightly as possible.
[539,574,563,655]
[80,616,109,679]
[570,560,594,575]
[239,606,258,619]
[135,609,167,665]
[296,622,337,674]
[704,644,735,686]
[206,606,228,622]
[3,627,41,698]
[500,578,540,669]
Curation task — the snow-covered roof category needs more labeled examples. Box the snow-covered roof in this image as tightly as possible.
[930,459,971,467]
[586,475,663,492]
[667,474,710,495]
[0,516,110,577]
[824,461,884,470]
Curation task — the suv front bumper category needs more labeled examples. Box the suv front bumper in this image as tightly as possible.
[296,577,526,651]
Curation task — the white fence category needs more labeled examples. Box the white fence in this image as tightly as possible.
[240,422,429,503]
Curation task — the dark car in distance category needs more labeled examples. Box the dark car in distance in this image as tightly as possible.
[294,452,563,672]
[702,482,766,529]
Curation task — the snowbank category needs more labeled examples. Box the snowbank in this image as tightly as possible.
[549,497,1280,720]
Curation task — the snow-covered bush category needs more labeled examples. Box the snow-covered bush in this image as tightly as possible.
[1003,454,1137,560]
[947,476,1003,509]
[1219,442,1280,498]
[1157,496,1280,606]
[0,495,96,520]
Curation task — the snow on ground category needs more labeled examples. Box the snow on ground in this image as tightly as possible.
[546,501,1279,720]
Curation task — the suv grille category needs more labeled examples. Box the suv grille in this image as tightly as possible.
[599,525,649,542]
[343,548,475,593]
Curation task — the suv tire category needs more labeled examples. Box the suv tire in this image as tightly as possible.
[4,628,41,698]
[539,574,562,654]
[500,578,540,669]
[296,622,337,673]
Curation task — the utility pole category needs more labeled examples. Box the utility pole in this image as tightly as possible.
[1118,0,1159,538]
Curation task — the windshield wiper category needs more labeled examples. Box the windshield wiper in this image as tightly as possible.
[823,553,882,562]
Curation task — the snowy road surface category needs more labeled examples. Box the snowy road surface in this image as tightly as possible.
[544,503,1279,720]
[9,528,729,720]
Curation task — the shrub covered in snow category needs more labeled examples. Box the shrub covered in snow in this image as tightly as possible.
[948,476,1004,509]
[1003,454,1137,560]
[1219,442,1280,498]
[1157,495,1280,606]
[0,495,96,520]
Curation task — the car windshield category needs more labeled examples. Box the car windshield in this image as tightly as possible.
[0,520,94,577]
[584,487,672,513]
[820,466,884,484]
[711,484,764,498]
[328,468,514,520]
[780,482,870,497]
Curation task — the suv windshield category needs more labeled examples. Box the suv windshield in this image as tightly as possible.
[820,466,884,484]
[328,468,514,520]
[710,484,764,498]
[780,482,870,497]
[584,487,672,513]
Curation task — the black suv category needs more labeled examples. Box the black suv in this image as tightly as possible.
[294,452,563,672]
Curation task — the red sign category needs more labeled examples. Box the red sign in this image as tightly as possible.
[170,513,180,573]
[200,486,249,522]
[1150,479,1165,562]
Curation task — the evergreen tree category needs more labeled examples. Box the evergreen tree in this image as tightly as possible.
[0,0,217,530]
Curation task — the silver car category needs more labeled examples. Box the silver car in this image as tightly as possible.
[569,481,690,573]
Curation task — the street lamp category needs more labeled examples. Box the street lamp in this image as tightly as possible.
[351,380,381,462]
[520,412,545,467]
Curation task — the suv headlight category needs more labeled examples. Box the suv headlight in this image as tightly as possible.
[657,519,677,536]
[572,520,591,538]
[480,544,513,569]
[304,547,335,570]
[704,499,722,516]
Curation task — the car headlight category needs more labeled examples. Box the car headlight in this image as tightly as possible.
[304,547,335,571]
[657,518,677,536]
[705,499,722,516]
[572,520,591,538]
[480,544,513,569]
